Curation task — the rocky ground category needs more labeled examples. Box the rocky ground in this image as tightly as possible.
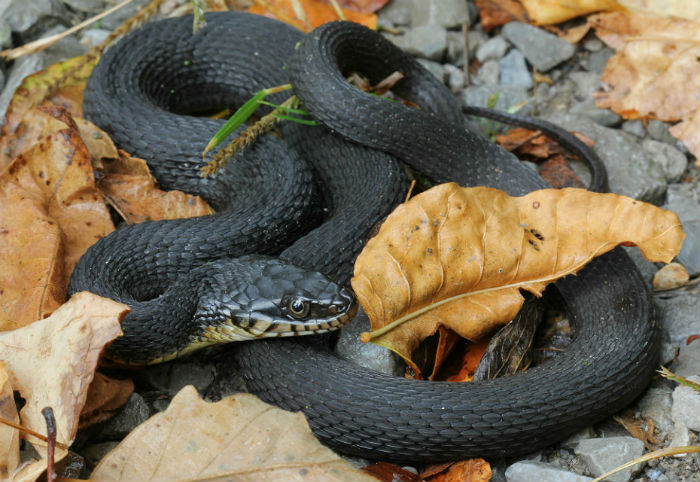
[1,0,698,481]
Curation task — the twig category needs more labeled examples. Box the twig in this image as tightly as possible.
[0,416,69,450]
[42,407,57,482]
[0,0,134,60]
[328,0,346,21]
[590,445,700,482]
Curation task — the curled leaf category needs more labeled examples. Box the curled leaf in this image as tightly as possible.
[351,183,684,363]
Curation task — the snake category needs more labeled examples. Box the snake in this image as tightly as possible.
[68,12,658,462]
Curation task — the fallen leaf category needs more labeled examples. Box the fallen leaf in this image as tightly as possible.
[79,373,134,429]
[590,10,700,158]
[249,0,377,32]
[91,385,379,482]
[425,458,491,482]
[0,107,114,331]
[0,362,20,480]
[361,462,420,482]
[559,23,591,43]
[352,183,684,364]
[474,0,527,31]
[441,338,490,383]
[330,0,390,13]
[614,411,657,450]
[0,55,96,169]
[519,0,619,25]
[0,292,126,481]
[98,152,214,223]
[539,154,587,189]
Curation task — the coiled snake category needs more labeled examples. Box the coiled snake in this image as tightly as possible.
[69,12,658,462]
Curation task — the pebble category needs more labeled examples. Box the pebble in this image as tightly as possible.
[663,183,700,276]
[100,0,153,31]
[653,263,690,291]
[0,54,45,123]
[505,460,592,482]
[569,99,621,127]
[502,22,576,72]
[655,289,700,364]
[463,84,533,115]
[568,70,601,98]
[647,119,679,146]
[637,385,675,434]
[575,437,644,482]
[499,49,532,88]
[543,113,666,202]
[443,63,465,92]
[584,38,603,51]
[409,0,470,29]
[92,393,150,442]
[336,308,403,376]
[585,47,615,74]
[80,28,112,48]
[62,0,109,12]
[378,0,411,26]
[2,0,57,33]
[477,59,500,85]
[137,360,216,395]
[476,36,508,63]
[0,17,11,49]
[80,441,119,469]
[672,375,700,431]
[642,139,687,183]
[621,119,646,137]
[389,25,447,61]
[672,340,700,379]
[417,58,445,83]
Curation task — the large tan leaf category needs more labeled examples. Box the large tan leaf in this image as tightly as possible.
[590,10,700,158]
[519,0,619,25]
[0,107,114,331]
[351,183,684,362]
[0,292,126,481]
[91,385,378,482]
[0,362,20,480]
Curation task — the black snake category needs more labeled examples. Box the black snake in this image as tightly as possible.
[69,12,658,462]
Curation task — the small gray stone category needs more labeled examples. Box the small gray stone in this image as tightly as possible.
[569,71,601,99]
[409,0,470,29]
[622,120,647,137]
[94,393,150,441]
[444,63,465,92]
[663,183,700,276]
[0,18,11,50]
[672,376,700,431]
[569,99,621,127]
[476,36,508,63]
[499,49,532,88]
[586,47,615,74]
[637,386,675,434]
[505,461,592,482]
[584,38,603,51]
[3,0,57,32]
[418,58,445,83]
[672,341,700,379]
[337,308,404,376]
[575,437,645,482]
[40,26,88,65]
[378,0,412,26]
[642,139,687,183]
[62,0,109,12]
[561,426,597,449]
[446,31,465,65]
[389,25,447,61]
[100,0,152,31]
[139,360,216,394]
[669,418,691,449]
[544,113,666,202]
[647,120,678,146]
[80,28,111,48]
[655,289,700,364]
[502,22,576,72]
[477,59,500,85]
[463,84,533,114]
[0,54,45,124]
[81,441,119,469]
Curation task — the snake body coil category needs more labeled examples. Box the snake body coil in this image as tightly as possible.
[70,13,659,462]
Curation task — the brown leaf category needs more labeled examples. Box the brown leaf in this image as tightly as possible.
[0,107,114,331]
[425,459,491,482]
[0,362,20,480]
[590,10,700,158]
[614,411,658,450]
[361,462,420,482]
[248,0,377,32]
[79,373,134,430]
[98,152,214,223]
[328,0,390,13]
[559,23,591,44]
[539,154,587,189]
[518,0,619,25]
[0,292,126,481]
[352,183,685,364]
[474,0,527,31]
[91,385,379,482]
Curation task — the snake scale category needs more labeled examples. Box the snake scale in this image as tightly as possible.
[69,12,658,462]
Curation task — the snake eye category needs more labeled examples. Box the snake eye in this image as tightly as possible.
[287,298,310,319]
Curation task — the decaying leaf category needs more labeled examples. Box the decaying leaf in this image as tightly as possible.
[361,462,420,482]
[0,107,114,331]
[590,10,700,158]
[333,0,391,13]
[614,411,657,450]
[0,292,125,481]
[91,385,379,482]
[351,183,684,364]
[425,458,491,482]
[249,0,377,31]
[0,362,20,480]
[473,0,527,31]
[98,152,214,224]
[79,373,134,429]
[518,0,619,25]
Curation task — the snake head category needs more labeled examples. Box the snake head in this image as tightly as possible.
[193,255,357,343]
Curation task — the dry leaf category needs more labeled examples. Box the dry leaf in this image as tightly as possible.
[79,373,134,429]
[91,385,379,482]
[351,183,684,363]
[426,459,491,482]
[98,152,214,223]
[519,0,619,25]
[330,0,390,13]
[560,23,591,43]
[590,10,700,158]
[0,361,20,480]
[249,0,377,31]
[0,292,126,481]
[614,411,658,450]
[0,107,114,331]
[0,55,95,169]
[474,0,527,31]
[361,462,420,482]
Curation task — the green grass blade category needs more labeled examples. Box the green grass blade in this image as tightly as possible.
[272,113,319,126]
[257,100,310,115]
